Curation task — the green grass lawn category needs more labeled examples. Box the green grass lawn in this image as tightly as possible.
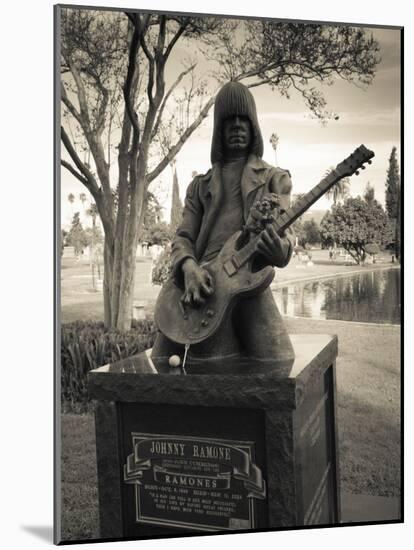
[60,414,99,540]
[60,316,400,541]
[285,317,400,498]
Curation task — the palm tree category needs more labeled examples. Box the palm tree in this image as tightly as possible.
[269,133,279,165]
[87,202,98,228]
[86,202,100,287]
[67,193,75,217]
[79,192,87,221]
[326,166,350,205]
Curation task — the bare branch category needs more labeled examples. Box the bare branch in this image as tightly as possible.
[139,28,154,63]
[61,83,83,126]
[61,126,100,197]
[246,79,270,89]
[123,19,141,154]
[61,159,88,186]
[147,95,215,183]
[68,59,91,128]
[96,87,109,135]
[154,16,167,104]
[133,15,155,107]
[164,19,189,61]
[156,15,167,53]
[76,65,111,134]
[151,63,196,140]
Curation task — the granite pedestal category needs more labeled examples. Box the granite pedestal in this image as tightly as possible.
[88,333,340,538]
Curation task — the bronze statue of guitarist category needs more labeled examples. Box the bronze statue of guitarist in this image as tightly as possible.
[152,81,296,367]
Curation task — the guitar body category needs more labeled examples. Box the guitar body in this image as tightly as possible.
[155,145,375,347]
[154,230,275,345]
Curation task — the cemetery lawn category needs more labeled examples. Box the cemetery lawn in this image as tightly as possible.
[60,249,396,323]
[60,316,400,541]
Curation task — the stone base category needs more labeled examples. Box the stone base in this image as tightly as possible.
[89,334,341,539]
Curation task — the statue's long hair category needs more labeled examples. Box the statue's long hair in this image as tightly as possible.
[210,81,264,164]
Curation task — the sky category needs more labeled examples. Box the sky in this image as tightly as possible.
[60,17,401,228]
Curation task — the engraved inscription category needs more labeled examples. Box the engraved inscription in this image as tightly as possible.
[124,433,266,532]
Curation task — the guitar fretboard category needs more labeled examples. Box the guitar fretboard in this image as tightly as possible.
[275,170,338,233]
[233,170,340,268]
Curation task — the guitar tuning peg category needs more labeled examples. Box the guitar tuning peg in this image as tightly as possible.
[355,170,360,176]
[367,160,372,165]
[361,166,366,170]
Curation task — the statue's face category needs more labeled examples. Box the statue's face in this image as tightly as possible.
[222,115,252,155]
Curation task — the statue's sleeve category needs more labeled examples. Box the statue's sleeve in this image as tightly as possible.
[270,169,295,268]
[170,177,203,285]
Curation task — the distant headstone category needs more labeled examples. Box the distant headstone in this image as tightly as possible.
[133,301,146,321]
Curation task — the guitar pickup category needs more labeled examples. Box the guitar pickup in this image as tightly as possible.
[223,256,240,277]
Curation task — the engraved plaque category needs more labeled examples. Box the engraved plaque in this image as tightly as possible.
[123,432,266,531]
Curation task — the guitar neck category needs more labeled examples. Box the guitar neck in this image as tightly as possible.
[274,170,339,234]
[234,170,341,267]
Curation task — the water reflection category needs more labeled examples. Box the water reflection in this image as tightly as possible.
[273,268,400,324]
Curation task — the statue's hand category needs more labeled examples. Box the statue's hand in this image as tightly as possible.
[181,258,214,306]
[245,193,280,234]
[256,225,291,267]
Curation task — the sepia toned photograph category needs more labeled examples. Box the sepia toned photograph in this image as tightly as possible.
[55,3,402,544]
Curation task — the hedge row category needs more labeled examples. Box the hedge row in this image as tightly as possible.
[61,320,157,411]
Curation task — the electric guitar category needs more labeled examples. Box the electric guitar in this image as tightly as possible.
[154,144,375,346]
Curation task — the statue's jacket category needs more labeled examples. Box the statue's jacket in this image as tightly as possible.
[171,154,295,282]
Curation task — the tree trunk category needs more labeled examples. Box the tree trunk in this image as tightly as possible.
[100,170,147,331]
[115,170,147,331]
[103,241,113,328]
[116,236,139,331]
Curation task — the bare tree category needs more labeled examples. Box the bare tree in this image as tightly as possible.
[60,8,380,330]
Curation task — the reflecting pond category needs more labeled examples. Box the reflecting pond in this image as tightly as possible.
[272,268,401,324]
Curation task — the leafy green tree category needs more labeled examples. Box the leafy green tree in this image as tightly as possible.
[302,219,321,246]
[152,246,173,285]
[395,183,401,261]
[319,211,334,249]
[385,147,400,219]
[84,225,104,247]
[60,8,380,329]
[365,242,380,262]
[67,212,88,257]
[141,191,172,245]
[291,193,305,246]
[320,197,393,264]
[384,147,401,260]
[363,181,375,204]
